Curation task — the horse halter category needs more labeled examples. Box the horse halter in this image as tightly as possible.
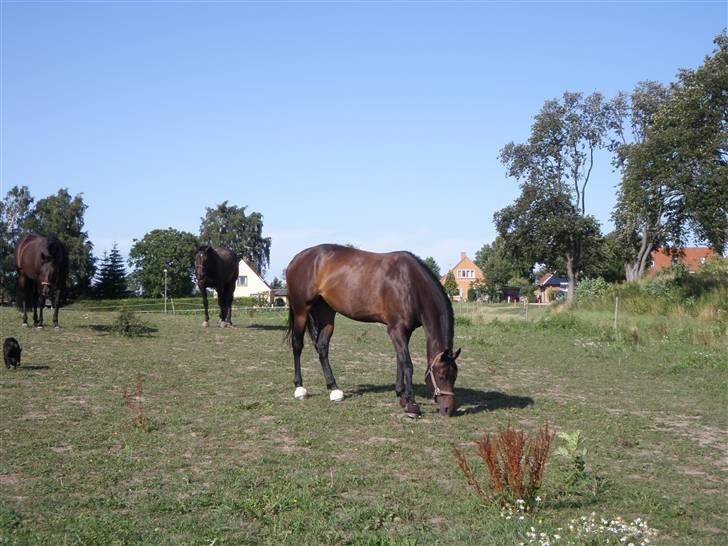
[426,366,454,398]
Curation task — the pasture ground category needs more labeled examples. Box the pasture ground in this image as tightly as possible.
[0,303,726,545]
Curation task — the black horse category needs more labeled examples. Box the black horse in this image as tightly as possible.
[286,244,460,417]
[15,234,69,329]
[194,245,239,327]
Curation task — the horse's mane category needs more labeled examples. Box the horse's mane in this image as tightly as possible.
[403,252,454,344]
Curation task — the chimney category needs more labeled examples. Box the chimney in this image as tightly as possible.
[460,252,467,260]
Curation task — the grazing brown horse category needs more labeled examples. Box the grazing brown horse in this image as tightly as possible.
[15,234,69,329]
[286,244,460,417]
[195,245,239,327]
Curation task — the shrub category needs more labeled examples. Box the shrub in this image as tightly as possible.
[574,277,610,303]
[112,308,154,337]
[454,422,553,508]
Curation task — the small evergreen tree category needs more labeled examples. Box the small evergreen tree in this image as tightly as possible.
[423,257,441,278]
[94,244,128,299]
[444,271,458,299]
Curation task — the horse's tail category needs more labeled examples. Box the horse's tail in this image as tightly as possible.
[285,304,319,346]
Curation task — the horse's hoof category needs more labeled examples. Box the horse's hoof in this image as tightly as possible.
[294,386,308,400]
[404,402,421,417]
[399,395,408,408]
[54,325,61,330]
[21,323,28,328]
[329,389,344,402]
[202,321,209,327]
[36,326,43,330]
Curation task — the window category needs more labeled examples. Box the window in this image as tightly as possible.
[237,276,248,287]
[671,256,679,265]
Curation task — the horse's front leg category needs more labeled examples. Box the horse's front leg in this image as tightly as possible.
[52,287,61,329]
[388,326,419,416]
[200,284,210,327]
[35,291,43,329]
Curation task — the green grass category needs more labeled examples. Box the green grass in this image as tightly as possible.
[0,303,726,544]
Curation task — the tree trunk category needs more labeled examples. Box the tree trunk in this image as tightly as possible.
[565,255,576,304]
[624,229,657,281]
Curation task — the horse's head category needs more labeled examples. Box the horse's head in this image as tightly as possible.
[425,348,460,417]
[194,245,213,283]
[38,250,59,297]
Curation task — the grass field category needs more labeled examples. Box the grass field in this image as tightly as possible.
[0,302,726,545]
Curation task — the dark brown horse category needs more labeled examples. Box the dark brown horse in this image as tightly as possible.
[15,234,69,329]
[194,245,239,327]
[286,244,460,417]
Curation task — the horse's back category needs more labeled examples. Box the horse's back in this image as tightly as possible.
[286,244,426,324]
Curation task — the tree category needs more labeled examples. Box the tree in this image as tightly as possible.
[94,244,128,299]
[495,186,603,301]
[610,34,728,278]
[128,228,199,298]
[269,277,283,289]
[0,186,34,303]
[497,91,610,303]
[443,270,458,299]
[423,256,441,278]
[474,236,532,300]
[23,188,95,297]
[199,201,272,275]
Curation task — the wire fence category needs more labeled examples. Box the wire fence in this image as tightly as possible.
[61,299,288,316]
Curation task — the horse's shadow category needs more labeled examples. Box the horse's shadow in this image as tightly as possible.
[246,323,287,331]
[82,325,158,336]
[349,384,533,416]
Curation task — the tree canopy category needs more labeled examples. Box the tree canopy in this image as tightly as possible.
[497,92,610,302]
[128,228,199,298]
[199,202,271,275]
[609,34,728,279]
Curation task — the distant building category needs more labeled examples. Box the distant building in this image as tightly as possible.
[233,259,270,300]
[535,273,568,303]
[648,247,719,275]
[440,252,484,302]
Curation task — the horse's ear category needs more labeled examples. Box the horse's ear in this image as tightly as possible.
[451,348,461,360]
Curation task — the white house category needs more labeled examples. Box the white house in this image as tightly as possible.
[233,259,270,299]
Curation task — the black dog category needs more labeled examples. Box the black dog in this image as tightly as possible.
[3,337,21,369]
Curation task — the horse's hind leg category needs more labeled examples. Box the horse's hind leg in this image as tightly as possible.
[291,310,308,398]
[311,301,342,400]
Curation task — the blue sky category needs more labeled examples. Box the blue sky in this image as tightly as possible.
[1,1,725,280]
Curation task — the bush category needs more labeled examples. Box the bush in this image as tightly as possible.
[113,308,154,337]
[574,277,610,303]
[453,422,553,508]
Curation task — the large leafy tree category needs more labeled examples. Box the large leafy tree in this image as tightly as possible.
[128,228,199,298]
[0,186,34,303]
[94,244,128,299]
[610,35,728,278]
[199,202,272,275]
[474,236,532,299]
[497,92,609,302]
[608,81,672,280]
[23,188,95,297]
